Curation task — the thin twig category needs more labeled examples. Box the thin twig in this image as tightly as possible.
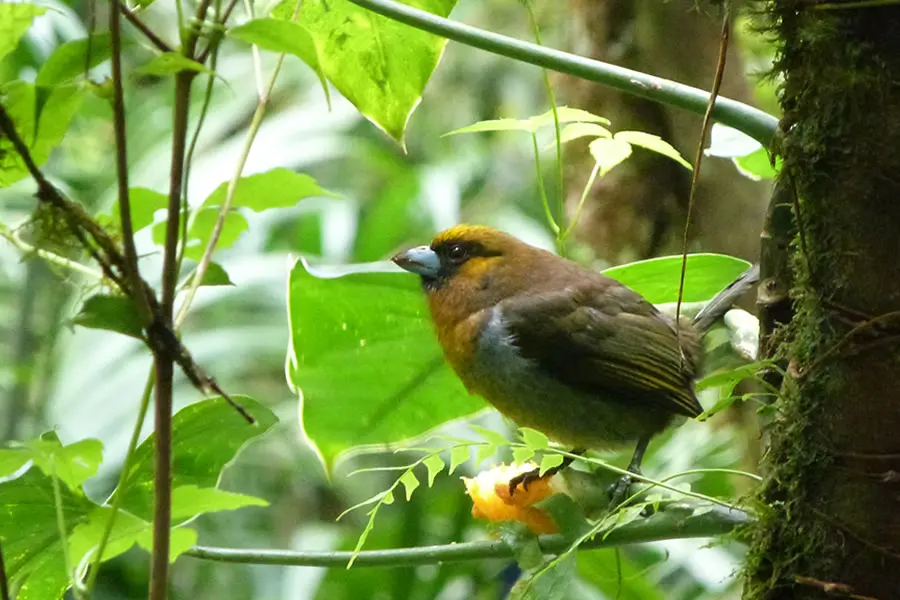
[676,9,730,351]
[196,0,242,64]
[118,0,173,52]
[110,0,153,323]
[0,226,103,278]
[794,576,881,600]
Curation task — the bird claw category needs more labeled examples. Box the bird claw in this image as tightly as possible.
[607,474,633,508]
[508,467,541,496]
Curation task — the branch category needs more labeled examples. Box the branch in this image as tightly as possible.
[118,0,173,53]
[185,504,751,568]
[346,0,778,146]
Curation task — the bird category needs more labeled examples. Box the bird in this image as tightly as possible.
[392,224,759,500]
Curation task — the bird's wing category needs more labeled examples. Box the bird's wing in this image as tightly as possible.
[498,283,703,418]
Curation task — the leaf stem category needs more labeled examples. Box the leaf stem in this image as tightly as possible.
[50,458,85,600]
[345,0,778,145]
[531,132,559,235]
[118,0,173,53]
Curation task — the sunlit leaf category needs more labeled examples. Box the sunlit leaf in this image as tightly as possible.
[734,147,780,180]
[512,446,534,464]
[201,168,335,212]
[288,259,481,467]
[449,445,469,474]
[446,106,611,136]
[602,254,751,305]
[27,433,103,492]
[0,3,47,63]
[399,470,419,501]
[72,294,144,339]
[228,18,331,106]
[519,428,549,450]
[614,130,692,170]
[180,262,235,288]
[35,33,112,87]
[151,208,249,262]
[423,454,444,486]
[588,137,632,175]
[170,485,268,521]
[100,187,168,233]
[538,453,563,476]
[275,0,457,144]
[554,122,612,146]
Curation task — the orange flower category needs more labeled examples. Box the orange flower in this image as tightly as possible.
[462,463,563,534]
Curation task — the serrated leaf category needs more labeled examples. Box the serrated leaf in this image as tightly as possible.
[35,33,112,86]
[614,130,692,170]
[538,453,564,477]
[399,470,419,501]
[469,425,509,447]
[72,294,144,339]
[136,52,210,76]
[228,18,330,106]
[588,137,633,176]
[512,446,534,464]
[475,443,497,466]
[422,454,444,487]
[449,446,469,474]
[555,122,612,146]
[519,427,549,450]
[201,168,335,212]
[0,3,47,63]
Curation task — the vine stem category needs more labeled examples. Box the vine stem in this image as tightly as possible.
[0,226,103,279]
[184,503,750,567]
[345,0,778,146]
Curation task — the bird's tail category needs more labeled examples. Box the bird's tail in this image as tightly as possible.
[691,263,760,333]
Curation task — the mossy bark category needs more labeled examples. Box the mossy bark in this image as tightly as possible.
[744,4,900,599]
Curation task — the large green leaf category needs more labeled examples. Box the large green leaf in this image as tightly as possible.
[603,254,751,304]
[200,167,335,211]
[0,3,47,63]
[71,294,144,339]
[275,0,457,144]
[35,33,112,87]
[0,81,85,187]
[112,396,278,522]
[287,260,480,467]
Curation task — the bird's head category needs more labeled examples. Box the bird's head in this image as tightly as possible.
[392,225,561,329]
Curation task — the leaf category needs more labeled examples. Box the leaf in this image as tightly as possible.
[169,485,268,521]
[614,130,692,170]
[135,52,210,76]
[705,123,763,159]
[0,449,30,478]
[446,106,610,136]
[475,443,498,466]
[153,208,249,262]
[0,468,95,600]
[509,552,576,600]
[0,82,85,187]
[448,446,469,474]
[422,454,444,487]
[99,187,168,233]
[180,262,235,288]
[554,122,612,146]
[602,253,751,305]
[399,470,419,501]
[228,18,330,106]
[27,433,103,491]
[734,147,780,180]
[35,33,112,87]
[0,3,47,63]
[470,425,509,447]
[276,0,457,144]
[136,526,198,562]
[68,507,152,573]
[71,294,144,339]
[111,396,277,523]
[519,427,549,450]
[538,453,564,477]
[512,446,534,464]
[201,168,335,212]
[697,361,767,393]
[288,259,482,468]
[588,137,632,175]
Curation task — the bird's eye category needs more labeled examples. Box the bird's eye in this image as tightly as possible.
[446,243,468,264]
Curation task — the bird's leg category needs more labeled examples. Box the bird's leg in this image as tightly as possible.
[508,448,586,497]
[608,436,650,508]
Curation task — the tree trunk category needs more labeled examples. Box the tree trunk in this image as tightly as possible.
[744,5,900,599]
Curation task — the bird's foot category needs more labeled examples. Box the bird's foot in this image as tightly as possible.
[607,473,634,508]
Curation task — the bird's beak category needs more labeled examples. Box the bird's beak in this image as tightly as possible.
[392,246,441,278]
